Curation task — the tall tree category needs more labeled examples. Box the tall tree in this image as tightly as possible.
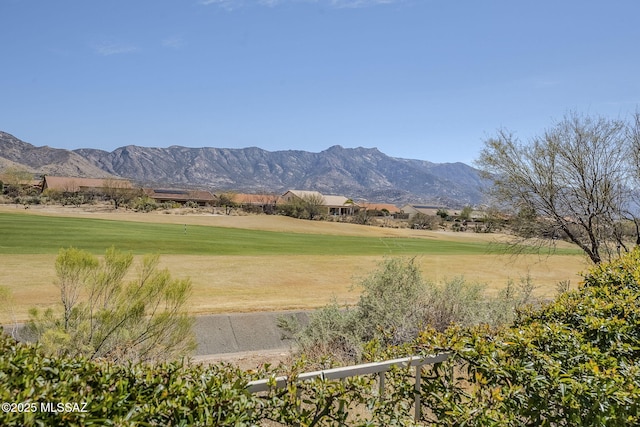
[476,112,640,264]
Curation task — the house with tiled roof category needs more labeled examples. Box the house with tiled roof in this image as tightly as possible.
[282,190,359,216]
[401,204,445,218]
[233,193,283,214]
[41,176,133,193]
[143,188,215,206]
[359,202,401,216]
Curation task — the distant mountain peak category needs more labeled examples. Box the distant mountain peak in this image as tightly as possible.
[0,132,117,178]
[0,132,487,206]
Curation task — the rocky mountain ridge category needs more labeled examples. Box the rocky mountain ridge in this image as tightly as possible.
[0,132,115,178]
[0,131,487,206]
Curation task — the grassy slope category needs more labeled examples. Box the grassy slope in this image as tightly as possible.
[0,212,577,256]
[0,209,586,322]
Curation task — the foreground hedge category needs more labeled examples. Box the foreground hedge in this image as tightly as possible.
[398,249,640,426]
[3,250,640,426]
[0,339,260,426]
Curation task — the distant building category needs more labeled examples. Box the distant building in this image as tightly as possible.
[233,193,283,214]
[282,190,359,216]
[41,176,132,193]
[143,188,215,206]
[401,204,445,218]
[359,202,401,216]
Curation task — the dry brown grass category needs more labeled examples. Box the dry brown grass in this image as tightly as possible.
[1,252,587,323]
[0,204,589,324]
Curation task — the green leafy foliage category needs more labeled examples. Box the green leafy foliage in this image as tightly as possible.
[279,193,326,220]
[0,334,260,426]
[393,248,640,425]
[26,247,195,363]
[131,195,158,212]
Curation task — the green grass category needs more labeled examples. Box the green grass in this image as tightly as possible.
[0,212,579,256]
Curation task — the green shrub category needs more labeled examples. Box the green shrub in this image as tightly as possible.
[27,247,195,363]
[131,196,158,212]
[60,194,86,207]
[281,258,529,364]
[0,333,261,426]
[389,248,640,425]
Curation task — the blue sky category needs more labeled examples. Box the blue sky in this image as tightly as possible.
[2,0,639,164]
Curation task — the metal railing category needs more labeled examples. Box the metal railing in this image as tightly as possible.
[247,352,451,422]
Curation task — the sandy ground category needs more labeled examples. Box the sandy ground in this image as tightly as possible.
[192,348,295,371]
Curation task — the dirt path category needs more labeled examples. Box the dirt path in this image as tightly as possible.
[192,348,295,371]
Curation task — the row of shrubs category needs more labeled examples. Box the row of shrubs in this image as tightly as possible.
[3,251,640,425]
[4,192,201,212]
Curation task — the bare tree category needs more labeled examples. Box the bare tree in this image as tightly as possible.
[626,111,640,245]
[476,112,640,264]
[301,193,326,219]
[103,178,136,209]
[216,191,237,214]
[0,167,34,198]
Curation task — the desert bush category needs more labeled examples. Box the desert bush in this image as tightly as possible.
[349,210,371,225]
[409,212,440,230]
[41,188,62,202]
[279,258,428,363]
[279,301,361,363]
[27,247,195,363]
[3,185,22,199]
[425,276,485,331]
[279,199,312,219]
[282,258,530,364]
[131,195,158,212]
[355,258,429,346]
[11,195,42,206]
[279,193,326,220]
[60,193,87,207]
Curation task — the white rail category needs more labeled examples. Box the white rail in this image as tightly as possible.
[247,352,451,421]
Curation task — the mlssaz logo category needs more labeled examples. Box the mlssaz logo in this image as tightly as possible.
[40,402,89,413]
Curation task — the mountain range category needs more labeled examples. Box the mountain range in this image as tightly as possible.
[0,131,487,206]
